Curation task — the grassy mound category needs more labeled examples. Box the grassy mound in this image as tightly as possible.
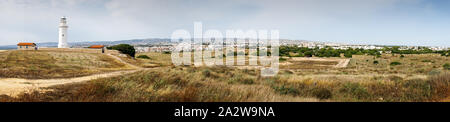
[0,50,128,79]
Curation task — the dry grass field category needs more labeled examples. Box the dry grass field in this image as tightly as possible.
[347,54,449,75]
[1,51,449,102]
[278,54,449,76]
[1,66,448,102]
[135,52,173,67]
[0,49,131,79]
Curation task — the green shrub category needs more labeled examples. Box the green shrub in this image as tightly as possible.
[272,84,299,96]
[376,54,381,58]
[304,51,313,57]
[312,88,332,100]
[428,69,441,75]
[444,63,450,70]
[202,69,212,77]
[108,44,136,58]
[401,79,432,101]
[137,55,150,59]
[344,52,352,58]
[227,75,254,84]
[390,61,402,66]
[422,60,432,62]
[240,78,254,84]
[340,82,369,99]
[373,60,379,64]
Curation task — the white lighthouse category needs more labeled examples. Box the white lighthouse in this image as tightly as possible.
[58,16,69,48]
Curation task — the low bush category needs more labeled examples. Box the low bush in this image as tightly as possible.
[272,84,299,96]
[444,63,450,70]
[373,60,379,64]
[428,69,441,75]
[202,69,212,77]
[312,88,332,100]
[137,55,150,59]
[340,82,369,99]
[422,60,432,62]
[227,75,254,84]
[390,61,402,66]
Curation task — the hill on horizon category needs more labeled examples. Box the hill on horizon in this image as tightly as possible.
[0,38,172,50]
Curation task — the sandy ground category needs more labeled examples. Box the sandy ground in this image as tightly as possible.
[280,57,350,68]
[0,52,145,97]
[0,50,7,52]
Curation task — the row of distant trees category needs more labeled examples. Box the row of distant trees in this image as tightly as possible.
[279,46,450,58]
[104,44,450,59]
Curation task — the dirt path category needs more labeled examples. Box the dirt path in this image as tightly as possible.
[0,53,145,97]
[334,59,350,68]
[0,69,142,96]
[106,53,140,69]
[280,57,351,68]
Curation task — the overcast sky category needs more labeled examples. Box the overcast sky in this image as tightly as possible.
[0,0,449,46]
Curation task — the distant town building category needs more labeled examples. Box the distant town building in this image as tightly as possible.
[17,43,37,50]
[135,45,174,53]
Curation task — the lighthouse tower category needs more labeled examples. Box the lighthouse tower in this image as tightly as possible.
[58,16,69,48]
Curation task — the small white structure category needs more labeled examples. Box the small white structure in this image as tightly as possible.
[17,43,37,50]
[58,16,69,48]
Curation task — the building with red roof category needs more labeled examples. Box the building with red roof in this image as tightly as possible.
[88,45,106,53]
[17,42,37,50]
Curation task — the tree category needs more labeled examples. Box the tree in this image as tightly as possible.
[108,44,136,58]
[376,54,381,58]
[344,52,353,58]
[304,51,313,57]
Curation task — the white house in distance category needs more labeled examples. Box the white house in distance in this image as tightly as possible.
[58,16,69,48]
[17,42,37,50]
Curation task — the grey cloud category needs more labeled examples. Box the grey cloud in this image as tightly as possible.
[0,0,448,46]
